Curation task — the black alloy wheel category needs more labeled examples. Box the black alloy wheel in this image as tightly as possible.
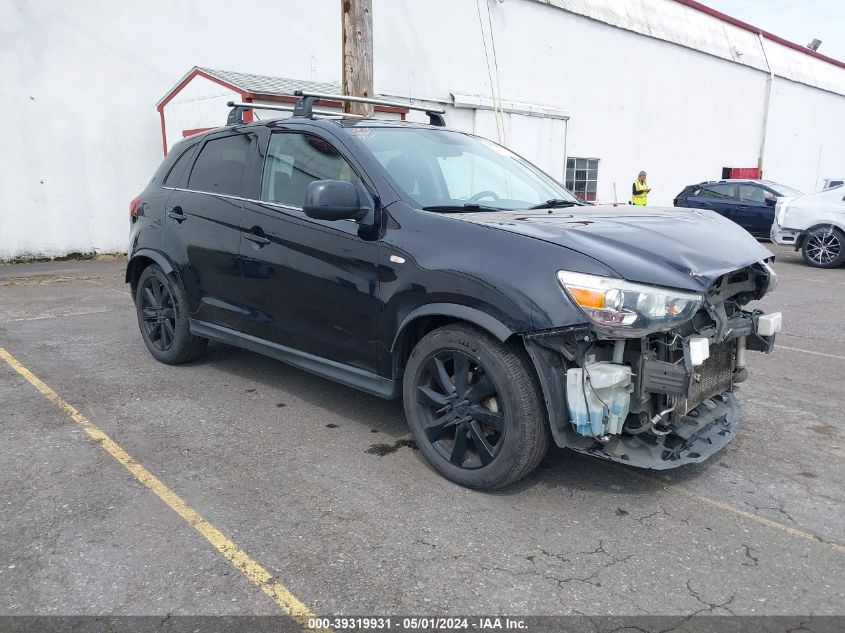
[416,350,505,469]
[134,264,208,364]
[403,324,550,489]
[139,275,177,352]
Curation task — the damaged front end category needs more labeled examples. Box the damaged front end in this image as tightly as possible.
[524,261,781,469]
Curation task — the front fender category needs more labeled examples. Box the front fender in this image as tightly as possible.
[390,303,514,352]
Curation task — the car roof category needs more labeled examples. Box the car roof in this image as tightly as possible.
[695,179,779,186]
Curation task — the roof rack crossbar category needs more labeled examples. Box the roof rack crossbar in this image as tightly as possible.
[225,101,345,124]
[292,90,446,126]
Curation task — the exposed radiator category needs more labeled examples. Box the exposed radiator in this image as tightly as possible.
[677,341,734,416]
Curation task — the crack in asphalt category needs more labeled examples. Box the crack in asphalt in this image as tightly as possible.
[479,540,640,606]
[637,507,669,521]
[743,500,798,524]
[742,544,760,567]
[684,579,736,616]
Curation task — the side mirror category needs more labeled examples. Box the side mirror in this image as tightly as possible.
[765,197,776,207]
[303,180,370,221]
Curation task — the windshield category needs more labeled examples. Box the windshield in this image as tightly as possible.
[767,183,803,197]
[351,127,580,210]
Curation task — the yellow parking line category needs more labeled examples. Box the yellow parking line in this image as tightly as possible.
[628,470,845,553]
[0,346,330,632]
[776,345,845,360]
[1,308,124,323]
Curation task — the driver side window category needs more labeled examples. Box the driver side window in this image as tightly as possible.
[261,133,361,208]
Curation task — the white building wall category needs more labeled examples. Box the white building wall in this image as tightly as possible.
[764,79,845,193]
[0,0,341,259]
[1,0,844,258]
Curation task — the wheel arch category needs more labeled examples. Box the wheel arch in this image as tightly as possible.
[125,249,177,297]
[389,303,516,380]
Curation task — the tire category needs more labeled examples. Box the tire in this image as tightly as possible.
[135,264,208,364]
[402,323,550,489]
[801,227,845,268]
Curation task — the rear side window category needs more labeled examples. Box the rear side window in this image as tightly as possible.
[188,134,252,196]
[261,133,361,208]
[703,184,737,200]
[163,144,198,186]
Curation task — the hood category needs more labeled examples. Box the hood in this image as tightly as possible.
[451,205,773,292]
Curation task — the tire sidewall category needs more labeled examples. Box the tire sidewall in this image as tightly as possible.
[403,327,530,489]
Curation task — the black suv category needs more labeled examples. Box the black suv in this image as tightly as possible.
[127,95,781,489]
[674,179,802,238]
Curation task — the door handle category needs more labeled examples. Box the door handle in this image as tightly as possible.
[736,205,748,210]
[168,206,186,222]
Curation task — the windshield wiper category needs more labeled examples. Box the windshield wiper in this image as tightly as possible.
[528,199,581,209]
[421,203,506,213]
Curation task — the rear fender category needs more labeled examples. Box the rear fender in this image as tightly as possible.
[125,249,177,295]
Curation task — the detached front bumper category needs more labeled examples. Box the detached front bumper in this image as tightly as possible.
[771,224,802,247]
[565,392,740,469]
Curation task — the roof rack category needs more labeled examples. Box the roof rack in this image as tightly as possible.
[292,90,446,126]
[226,101,345,125]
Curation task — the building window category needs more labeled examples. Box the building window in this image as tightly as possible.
[565,157,599,202]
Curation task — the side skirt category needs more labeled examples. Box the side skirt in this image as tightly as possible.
[189,320,400,400]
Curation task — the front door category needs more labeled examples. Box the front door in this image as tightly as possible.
[239,128,381,371]
[164,131,254,330]
[737,184,774,237]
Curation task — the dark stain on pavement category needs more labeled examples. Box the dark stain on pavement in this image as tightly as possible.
[365,438,417,456]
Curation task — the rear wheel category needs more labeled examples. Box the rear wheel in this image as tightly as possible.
[801,227,844,268]
[135,264,207,364]
[403,324,550,489]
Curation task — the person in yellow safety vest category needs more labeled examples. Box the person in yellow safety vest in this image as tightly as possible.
[631,171,651,205]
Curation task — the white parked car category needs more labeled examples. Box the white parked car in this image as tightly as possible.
[771,185,845,268]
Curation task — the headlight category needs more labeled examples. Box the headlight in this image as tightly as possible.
[557,271,704,336]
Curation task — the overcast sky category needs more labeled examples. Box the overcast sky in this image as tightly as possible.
[702,0,845,61]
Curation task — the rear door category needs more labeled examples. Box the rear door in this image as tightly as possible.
[687,183,738,221]
[737,184,774,236]
[238,125,381,371]
[164,131,254,330]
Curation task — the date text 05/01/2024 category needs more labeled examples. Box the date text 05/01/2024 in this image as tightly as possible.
[306,617,528,630]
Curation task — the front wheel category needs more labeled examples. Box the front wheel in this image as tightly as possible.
[403,324,550,489]
[135,264,208,364]
[801,227,845,268]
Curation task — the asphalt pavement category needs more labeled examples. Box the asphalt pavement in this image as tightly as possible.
[0,246,843,623]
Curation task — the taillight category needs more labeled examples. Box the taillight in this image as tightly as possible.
[129,195,141,221]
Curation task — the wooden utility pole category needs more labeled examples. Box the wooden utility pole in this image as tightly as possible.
[341,0,374,117]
